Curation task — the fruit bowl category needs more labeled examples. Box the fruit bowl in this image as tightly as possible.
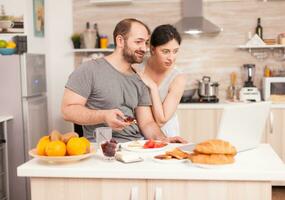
[29,147,96,163]
[0,48,16,55]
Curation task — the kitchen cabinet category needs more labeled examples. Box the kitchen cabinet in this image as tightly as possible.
[147,180,270,200]
[0,116,12,200]
[265,109,285,160]
[176,108,222,143]
[31,178,147,200]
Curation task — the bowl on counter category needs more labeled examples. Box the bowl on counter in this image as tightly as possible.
[0,48,16,55]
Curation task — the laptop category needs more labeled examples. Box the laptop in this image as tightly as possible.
[179,102,271,153]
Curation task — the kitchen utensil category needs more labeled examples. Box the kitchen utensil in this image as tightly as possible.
[120,140,168,153]
[94,127,112,149]
[198,76,219,98]
[227,72,238,101]
[29,147,96,163]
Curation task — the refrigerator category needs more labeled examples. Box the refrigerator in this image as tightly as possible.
[0,53,48,200]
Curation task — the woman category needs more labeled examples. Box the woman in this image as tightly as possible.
[135,24,187,136]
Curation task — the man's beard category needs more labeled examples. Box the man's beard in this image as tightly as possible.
[122,44,145,64]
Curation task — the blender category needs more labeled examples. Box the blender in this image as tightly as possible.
[239,64,261,102]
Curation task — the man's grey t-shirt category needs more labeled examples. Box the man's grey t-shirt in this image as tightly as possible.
[65,58,151,142]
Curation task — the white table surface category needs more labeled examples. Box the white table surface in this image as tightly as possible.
[17,144,285,181]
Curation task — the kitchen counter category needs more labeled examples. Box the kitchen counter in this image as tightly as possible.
[0,115,13,123]
[178,102,285,109]
[17,144,285,200]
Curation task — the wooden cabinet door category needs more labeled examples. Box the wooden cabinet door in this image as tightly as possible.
[31,178,147,200]
[265,109,285,161]
[147,180,270,200]
[176,109,222,143]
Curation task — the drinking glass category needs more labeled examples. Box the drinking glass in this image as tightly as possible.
[93,127,112,149]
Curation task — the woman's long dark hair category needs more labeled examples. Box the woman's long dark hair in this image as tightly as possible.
[150,24,182,47]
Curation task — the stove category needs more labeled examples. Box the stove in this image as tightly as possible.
[180,97,219,103]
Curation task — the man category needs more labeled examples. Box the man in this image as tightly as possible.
[62,18,186,143]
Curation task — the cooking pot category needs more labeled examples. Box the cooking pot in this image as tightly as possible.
[198,76,219,98]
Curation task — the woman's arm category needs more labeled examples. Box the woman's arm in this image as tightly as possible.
[151,74,187,126]
[139,72,187,127]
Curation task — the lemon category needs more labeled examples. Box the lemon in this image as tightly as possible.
[6,41,16,49]
[0,40,7,48]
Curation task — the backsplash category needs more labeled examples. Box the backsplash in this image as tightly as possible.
[73,0,285,100]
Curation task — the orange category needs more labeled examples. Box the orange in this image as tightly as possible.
[66,137,87,156]
[45,140,66,156]
[36,136,50,156]
[80,137,91,153]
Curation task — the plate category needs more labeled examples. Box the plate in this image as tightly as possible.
[29,148,96,163]
[120,140,168,153]
[152,157,187,164]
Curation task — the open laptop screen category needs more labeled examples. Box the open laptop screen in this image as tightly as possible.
[217,102,271,152]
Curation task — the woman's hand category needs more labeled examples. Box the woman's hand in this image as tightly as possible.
[137,71,157,90]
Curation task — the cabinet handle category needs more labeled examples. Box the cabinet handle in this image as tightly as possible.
[269,111,274,134]
[155,187,162,200]
[131,186,138,200]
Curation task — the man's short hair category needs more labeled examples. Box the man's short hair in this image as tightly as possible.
[113,18,151,46]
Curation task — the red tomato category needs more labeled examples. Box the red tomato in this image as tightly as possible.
[154,142,166,148]
[143,139,155,148]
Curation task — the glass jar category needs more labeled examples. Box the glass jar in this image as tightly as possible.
[100,34,108,49]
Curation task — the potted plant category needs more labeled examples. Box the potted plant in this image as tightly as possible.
[71,33,81,49]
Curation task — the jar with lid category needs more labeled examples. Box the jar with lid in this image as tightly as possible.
[100,34,108,49]
[264,66,271,77]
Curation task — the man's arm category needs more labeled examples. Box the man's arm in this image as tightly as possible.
[135,106,188,143]
[61,88,127,130]
[135,106,166,140]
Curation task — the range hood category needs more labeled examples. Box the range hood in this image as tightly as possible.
[175,0,221,35]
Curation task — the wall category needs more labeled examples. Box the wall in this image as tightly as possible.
[43,0,74,132]
[73,0,285,100]
[0,0,25,16]
[26,0,74,133]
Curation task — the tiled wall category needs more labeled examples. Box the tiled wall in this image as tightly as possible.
[73,0,285,100]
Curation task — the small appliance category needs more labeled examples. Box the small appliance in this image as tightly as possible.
[262,77,285,101]
[239,64,261,102]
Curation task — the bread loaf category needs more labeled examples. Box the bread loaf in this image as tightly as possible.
[189,153,235,165]
[194,139,237,155]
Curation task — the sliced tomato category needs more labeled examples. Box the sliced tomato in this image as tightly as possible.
[154,142,167,148]
[143,139,155,148]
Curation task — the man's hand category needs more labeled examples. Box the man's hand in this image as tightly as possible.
[163,136,188,144]
[103,109,129,131]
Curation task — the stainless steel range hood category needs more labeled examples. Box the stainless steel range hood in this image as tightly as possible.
[175,0,221,35]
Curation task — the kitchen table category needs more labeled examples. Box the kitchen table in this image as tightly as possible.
[18,144,285,200]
